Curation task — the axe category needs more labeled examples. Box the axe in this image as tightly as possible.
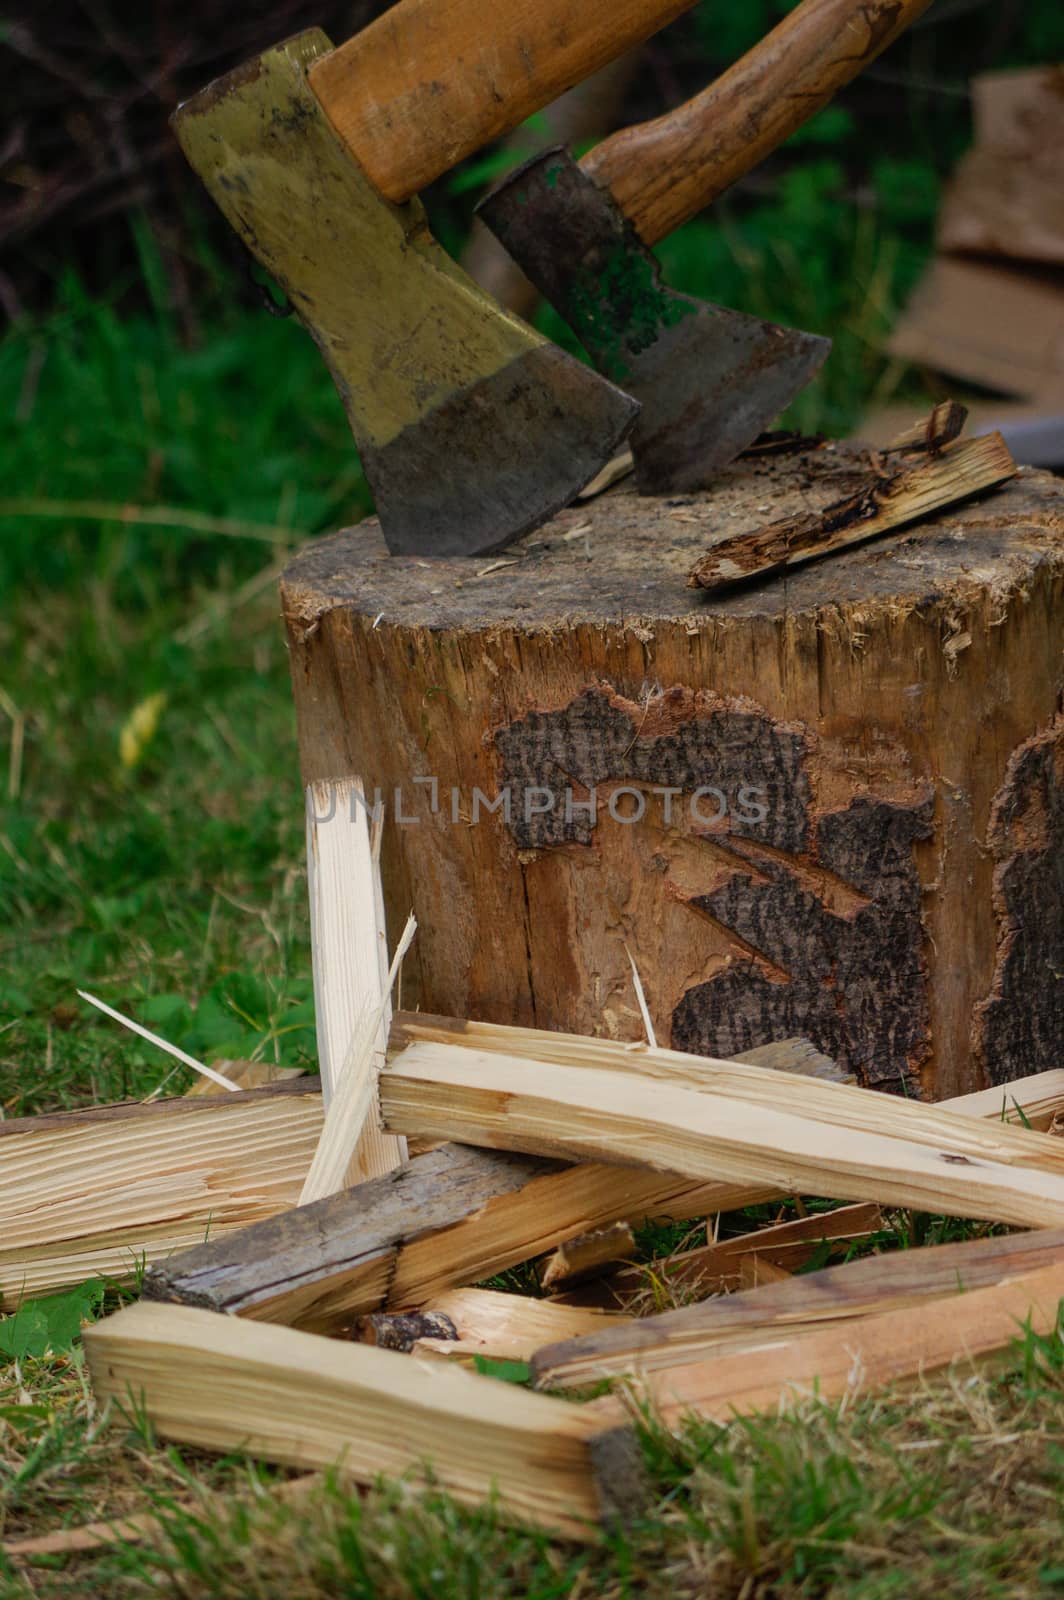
[477,0,934,493]
[171,3,703,558]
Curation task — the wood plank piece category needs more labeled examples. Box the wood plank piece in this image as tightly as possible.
[628,1261,1064,1428]
[424,1287,631,1363]
[555,1201,883,1308]
[145,1056,1064,1332]
[0,1081,324,1309]
[540,1223,637,1289]
[379,1040,1064,1230]
[143,1141,766,1333]
[531,1226,1064,1388]
[84,1302,643,1541]
[686,433,1016,592]
[305,776,404,1180]
[142,1035,825,1330]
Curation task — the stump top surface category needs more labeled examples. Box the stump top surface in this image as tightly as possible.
[282,444,1064,631]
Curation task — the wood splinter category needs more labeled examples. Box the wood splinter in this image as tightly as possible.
[541,1222,637,1289]
[687,431,1017,592]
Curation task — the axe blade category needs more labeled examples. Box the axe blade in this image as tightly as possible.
[477,148,830,493]
[173,38,638,557]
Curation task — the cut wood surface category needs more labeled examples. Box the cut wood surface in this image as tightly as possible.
[687,434,1017,591]
[623,1262,1064,1427]
[532,1227,1064,1387]
[283,447,1064,1098]
[541,1223,636,1289]
[945,1070,1064,1132]
[304,776,404,1180]
[84,1302,642,1540]
[0,1081,323,1309]
[380,1040,1064,1229]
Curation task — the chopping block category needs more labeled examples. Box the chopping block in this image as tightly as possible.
[280,444,1064,1101]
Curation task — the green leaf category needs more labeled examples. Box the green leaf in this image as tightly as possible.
[0,1280,106,1360]
[472,1356,532,1385]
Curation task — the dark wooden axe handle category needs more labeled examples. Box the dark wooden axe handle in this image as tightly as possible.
[581,0,935,245]
[308,0,699,204]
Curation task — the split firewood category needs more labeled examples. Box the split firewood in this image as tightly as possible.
[419,1288,631,1364]
[303,776,406,1185]
[740,1255,792,1288]
[84,1302,643,1541]
[540,1223,637,1289]
[145,1057,1064,1332]
[686,432,1016,592]
[143,1034,836,1332]
[531,1226,1064,1389]
[379,1036,1064,1230]
[144,1142,765,1334]
[359,1310,458,1352]
[613,1261,1064,1429]
[882,399,968,455]
[0,1080,324,1308]
[556,1201,883,1309]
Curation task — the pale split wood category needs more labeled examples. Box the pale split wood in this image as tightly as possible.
[423,1287,631,1363]
[305,777,405,1182]
[380,1040,1064,1229]
[145,1057,1064,1333]
[531,1226,1064,1388]
[300,911,416,1204]
[619,1261,1064,1428]
[0,1083,324,1309]
[388,1016,1064,1179]
[686,433,1017,591]
[143,1037,848,1331]
[84,1302,644,1540]
[184,1061,306,1097]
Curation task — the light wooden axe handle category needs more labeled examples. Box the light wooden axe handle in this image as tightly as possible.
[308,0,699,204]
[581,0,935,245]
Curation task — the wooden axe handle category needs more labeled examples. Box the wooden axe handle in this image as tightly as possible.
[581,0,935,245]
[308,0,699,204]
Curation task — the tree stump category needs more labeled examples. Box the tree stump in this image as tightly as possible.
[281,443,1064,1099]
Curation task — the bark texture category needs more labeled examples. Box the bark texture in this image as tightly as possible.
[281,445,1064,1097]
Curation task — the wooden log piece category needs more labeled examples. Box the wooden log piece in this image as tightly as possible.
[281,446,1064,1098]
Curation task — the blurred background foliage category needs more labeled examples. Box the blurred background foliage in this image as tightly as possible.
[1,0,1063,1111]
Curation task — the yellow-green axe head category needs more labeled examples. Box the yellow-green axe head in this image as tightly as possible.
[172,31,639,557]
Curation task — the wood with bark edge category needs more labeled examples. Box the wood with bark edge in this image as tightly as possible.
[0,1079,323,1310]
[379,1039,1064,1230]
[541,1223,637,1288]
[281,447,1064,1099]
[84,1302,644,1541]
[687,434,1017,591]
[603,1262,1064,1427]
[581,0,933,245]
[307,0,696,204]
[138,1036,851,1330]
[532,1227,1064,1387]
[143,1058,1064,1332]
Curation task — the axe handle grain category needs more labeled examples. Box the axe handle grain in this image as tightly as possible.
[581,0,935,245]
[308,0,698,204]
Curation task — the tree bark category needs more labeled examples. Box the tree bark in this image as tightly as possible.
[281,444,1064,1098]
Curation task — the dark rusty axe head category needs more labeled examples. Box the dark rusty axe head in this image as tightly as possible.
[477,148,830,494]
[172,36,638,557]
